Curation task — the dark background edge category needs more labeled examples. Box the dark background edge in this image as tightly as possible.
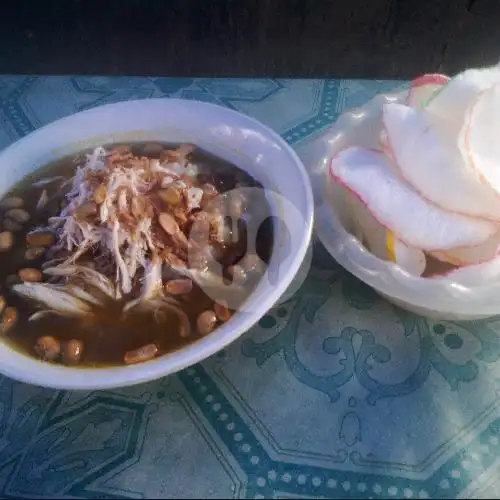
[0,0,497,78]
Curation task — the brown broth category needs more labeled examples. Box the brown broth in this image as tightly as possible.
[0,142,274,367]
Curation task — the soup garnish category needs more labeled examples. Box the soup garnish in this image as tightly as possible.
[0,143,274,367]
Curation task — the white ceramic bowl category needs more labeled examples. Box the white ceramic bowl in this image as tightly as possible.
[0,98,314,390]
[297,89,500,321]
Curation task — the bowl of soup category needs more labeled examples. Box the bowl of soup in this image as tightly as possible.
[0,98,314,390]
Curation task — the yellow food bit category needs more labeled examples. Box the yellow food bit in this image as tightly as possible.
[159,186,182,205]
[386,231,397,262]
[93,184,107,204]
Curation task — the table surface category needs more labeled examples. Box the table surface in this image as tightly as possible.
[0,77,499,500]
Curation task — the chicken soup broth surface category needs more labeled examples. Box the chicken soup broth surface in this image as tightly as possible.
[0,142,274,367]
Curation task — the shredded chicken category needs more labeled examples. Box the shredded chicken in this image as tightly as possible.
[52,144,209,295]
[14,143,239,323]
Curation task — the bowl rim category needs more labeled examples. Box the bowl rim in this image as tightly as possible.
[0,97,315,390]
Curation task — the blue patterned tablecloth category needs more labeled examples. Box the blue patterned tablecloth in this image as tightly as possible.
[0,77,499,499]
